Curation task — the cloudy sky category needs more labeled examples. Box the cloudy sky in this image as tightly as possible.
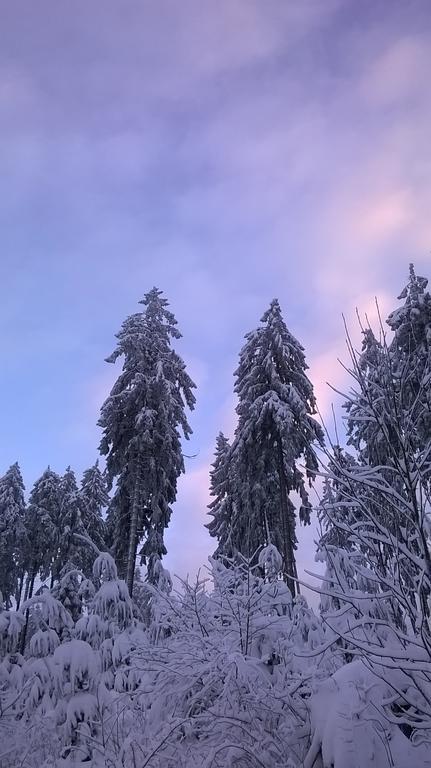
[1,0,430,587]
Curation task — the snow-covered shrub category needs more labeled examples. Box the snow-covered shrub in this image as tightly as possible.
[0,551,141,767]
[51,639,104,766]
[0,606,25,656]
[304,659,431,768]
[111,553,331,767]
[310,280,431,766]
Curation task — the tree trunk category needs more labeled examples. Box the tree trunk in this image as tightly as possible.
[23,566,35,603]
[277,441,296,598]
[126,474,141,597]
[16,572,24,610]
[292,557,300,595]
[19,608,30,656]
[19,571,36,656]
[23,573,31,603]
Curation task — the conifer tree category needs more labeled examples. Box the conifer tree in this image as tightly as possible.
[388,263,431,375]
[387,263,431,481]
[231,299,323,595]
[0,463,26,607]
[51,467,82,585]
[79,461,109,576]
[344,329,394,467]
[342,267,431,568]
[22,467,59,601]
[99,288,196,595]
[206,433,237,562]
[345,266,430,477]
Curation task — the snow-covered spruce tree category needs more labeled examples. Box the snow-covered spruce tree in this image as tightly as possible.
[51,467,83,586]
[344,328,396,468]
[387,262,431,482]
[231,299,323,595]
[21,468,59,602]
[99,288,196,595]
[0,463,26,608]
[206,432,239,563]
[52,466,108,586]
[79,461,109,577]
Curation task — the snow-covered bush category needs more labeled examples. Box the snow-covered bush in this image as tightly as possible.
[111,553,332,768]
[310,278,431,766]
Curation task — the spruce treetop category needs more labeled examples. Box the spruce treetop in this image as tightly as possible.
[0,463,26,607]
[99,287,196,483]
[344,328,393,466]
[80,461,109,519]
[234,298,323,477]
[387,263,431,358]
[386,263,431,467]
[206,433,236,560]
[0,462,25,512]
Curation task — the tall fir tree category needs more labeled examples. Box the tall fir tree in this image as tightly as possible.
[0,463,26,607]
[52,467,82,584]
[206,433,238,563]
[98,288,196,594]
[231,299,323,595]
[79,461,109,576]
[22,467,59,600]
[387,263,431,482]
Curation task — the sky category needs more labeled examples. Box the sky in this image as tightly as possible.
[0,0,430,591]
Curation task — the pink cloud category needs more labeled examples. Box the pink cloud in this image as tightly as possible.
[360,36,430,106]
[348,190,413,246]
